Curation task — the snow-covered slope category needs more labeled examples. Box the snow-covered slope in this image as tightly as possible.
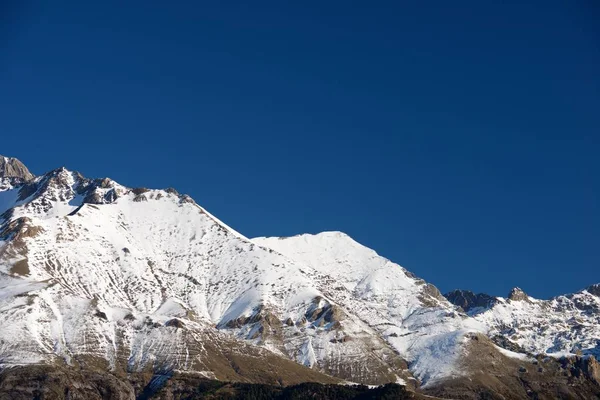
[253,233,485,385]
[445,286,600,359]
[0,167,345,379]
[1,155,599,394]
[0,157,479,387]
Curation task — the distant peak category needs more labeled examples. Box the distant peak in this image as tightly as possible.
[0,155,34,181]
[586,283,600,297]
[507,287,529,302]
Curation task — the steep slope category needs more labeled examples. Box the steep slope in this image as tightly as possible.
[0,155,34,181]
[253,233,486,385]
[0,157,428,387]
[1,154,599,399]
[0,163,343,384]
[0,157,483,387]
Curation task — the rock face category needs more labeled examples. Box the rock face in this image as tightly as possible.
[444,289,499,314]
[507,287,530,302]
[0,155,599,399]
[587,283,600,297]
[0,155,34,181]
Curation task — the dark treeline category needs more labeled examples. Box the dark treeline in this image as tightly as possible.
[156,380,412,400]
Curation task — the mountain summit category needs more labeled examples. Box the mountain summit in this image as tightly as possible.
[0,157,599,399]
[0,155,34,181]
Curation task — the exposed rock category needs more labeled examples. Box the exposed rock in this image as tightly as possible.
[444,289,498,313]
[95,310,108,320]
[0,217,43,242]
[0,155,34,181]
[586,283,600,297]
[179,195,195,204]
[507,287,530,302]
[133,194,148,202]
[491,335,529,354]
[131,187,150,195]
[223,305,281,341]
[165,318,185,329]
[425,333,600,400]
[418,283,446,307]
[304,297,344,328]
[573,355,600,384]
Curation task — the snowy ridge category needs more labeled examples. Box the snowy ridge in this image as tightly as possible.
[253,233,485,385]
[1,156,599,391]
[460,286,600,358]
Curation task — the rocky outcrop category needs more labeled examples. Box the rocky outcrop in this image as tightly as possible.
[444,289,498,313]
[0,155,34,181]
[304,297,344,328]
[586,283,600,297]
[507,287,530,302]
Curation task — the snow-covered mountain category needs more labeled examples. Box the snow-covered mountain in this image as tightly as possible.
[445,286,600,359]
[0,155,599,398]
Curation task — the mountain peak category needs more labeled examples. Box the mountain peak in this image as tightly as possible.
[586,283,600,297]
[0,155,34,181]
[507,287,529,301]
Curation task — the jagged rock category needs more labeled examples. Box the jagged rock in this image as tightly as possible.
[123,313,136,321]
[491,335,529,354]
[179,195,195,204]
[508,287,530,302]
[95,310,108,320]
[587,284,600,297]
[445,289,498,313]
[165,318,185,329]
[97,178,113,189]
[0,155,34,181]
[131,187,150,195]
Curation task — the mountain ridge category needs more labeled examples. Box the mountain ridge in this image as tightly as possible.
[0,154,599,399]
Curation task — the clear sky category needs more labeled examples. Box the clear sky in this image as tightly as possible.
[1,1,598,299]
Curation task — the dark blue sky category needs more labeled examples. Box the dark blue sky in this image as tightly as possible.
[1,1,598,299]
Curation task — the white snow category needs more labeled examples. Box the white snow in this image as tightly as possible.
[1,166,597,388]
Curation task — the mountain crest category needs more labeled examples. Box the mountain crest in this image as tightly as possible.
[586,283,600,297]
[507,287,529,301]
[0,155,34,181]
